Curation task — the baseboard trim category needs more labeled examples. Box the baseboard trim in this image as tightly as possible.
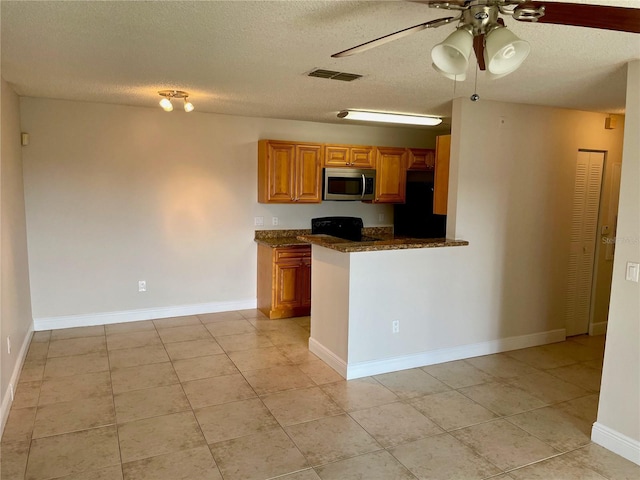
[33,299,257,331]
[308,337,347,378]
[592,422,640,466]
[589,321,608,336]
[312,328,566,380]
[1,325,34,436]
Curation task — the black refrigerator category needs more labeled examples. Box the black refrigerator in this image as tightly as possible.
[394,171,446,238]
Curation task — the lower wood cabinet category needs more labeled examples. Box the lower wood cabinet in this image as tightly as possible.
[257,244,311,319]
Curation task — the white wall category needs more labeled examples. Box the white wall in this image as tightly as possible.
[20,98,436,327]
[310,244,565,380]
[593,60,640,465]
[448,98,625,338]
[1,78,34,432]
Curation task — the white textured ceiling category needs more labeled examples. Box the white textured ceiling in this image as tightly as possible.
[2,0,639,128]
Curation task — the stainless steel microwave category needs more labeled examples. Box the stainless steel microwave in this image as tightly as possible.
[323,168,376,201]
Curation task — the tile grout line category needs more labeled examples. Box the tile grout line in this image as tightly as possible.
[20,330,48,480]
[103,326,126,480]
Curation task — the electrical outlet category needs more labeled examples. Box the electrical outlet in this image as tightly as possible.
[378,213,385,222]
[7,336,11,355]
[392,320,400,334]
[272,217,279,226]
[254,216,264,226]
[138,280,147,292]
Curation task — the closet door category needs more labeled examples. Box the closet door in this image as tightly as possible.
[566,151,604,336]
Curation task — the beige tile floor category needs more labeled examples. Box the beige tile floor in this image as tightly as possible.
[1,309,639,480]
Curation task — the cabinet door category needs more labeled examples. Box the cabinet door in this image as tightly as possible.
[295,145,322,202]
[375,147,407,203]
[300,257,312,308]
[324,145,374,168]
[407,148,435,171]
[433,135,451,215]
[274,262,302,309]
[350,147,374,168]
[259,245,311,319]
[258,141,295,202]
[324,145,350,167]
[273,246,311,313]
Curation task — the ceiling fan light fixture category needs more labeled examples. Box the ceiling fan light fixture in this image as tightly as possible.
[431,26,473,75]
[432,63,466,81]
[337,110,442,126]
[484,27,531,76]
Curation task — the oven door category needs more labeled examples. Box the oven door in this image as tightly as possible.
[323,168,376,201]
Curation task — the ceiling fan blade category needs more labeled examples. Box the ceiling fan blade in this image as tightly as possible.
[473,35,486,71]
[331,16,457,58]
[514,2,640,33]
[410,1,467,6]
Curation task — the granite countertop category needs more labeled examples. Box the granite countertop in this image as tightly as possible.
[254,228,468,252]
[296,234,469,252]
[254,229,311,247]
[254,227,396,248]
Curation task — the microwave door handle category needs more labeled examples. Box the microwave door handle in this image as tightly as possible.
[361,174,366,199]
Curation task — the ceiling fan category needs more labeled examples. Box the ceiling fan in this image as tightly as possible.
[332,1,640,80]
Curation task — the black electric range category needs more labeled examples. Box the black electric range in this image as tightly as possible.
[311,217,379,242]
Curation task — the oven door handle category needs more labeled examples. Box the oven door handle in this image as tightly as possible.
[360,174,366,199]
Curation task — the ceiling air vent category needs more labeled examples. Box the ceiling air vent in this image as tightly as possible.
[307,69,362,82]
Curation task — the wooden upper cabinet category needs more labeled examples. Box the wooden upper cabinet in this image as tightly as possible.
[407,148,436,171]
[374,147,407,203]
[295,144,323,202]
[324,144,374,168]
[258,140,322,203]
[433,134,451,215]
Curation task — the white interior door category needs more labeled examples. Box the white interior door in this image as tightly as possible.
[566,151,604,336]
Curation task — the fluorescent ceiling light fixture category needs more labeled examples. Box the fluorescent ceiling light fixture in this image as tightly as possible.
[337,110,442,126]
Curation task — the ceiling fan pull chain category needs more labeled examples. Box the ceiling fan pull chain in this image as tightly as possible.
[471,63,480,102]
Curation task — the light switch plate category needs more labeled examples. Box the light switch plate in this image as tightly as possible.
[626,262,639,283]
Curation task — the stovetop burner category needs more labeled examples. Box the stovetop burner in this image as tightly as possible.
[311,216,364,242]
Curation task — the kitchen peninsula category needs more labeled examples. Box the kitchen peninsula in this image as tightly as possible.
[298,232,470,380]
